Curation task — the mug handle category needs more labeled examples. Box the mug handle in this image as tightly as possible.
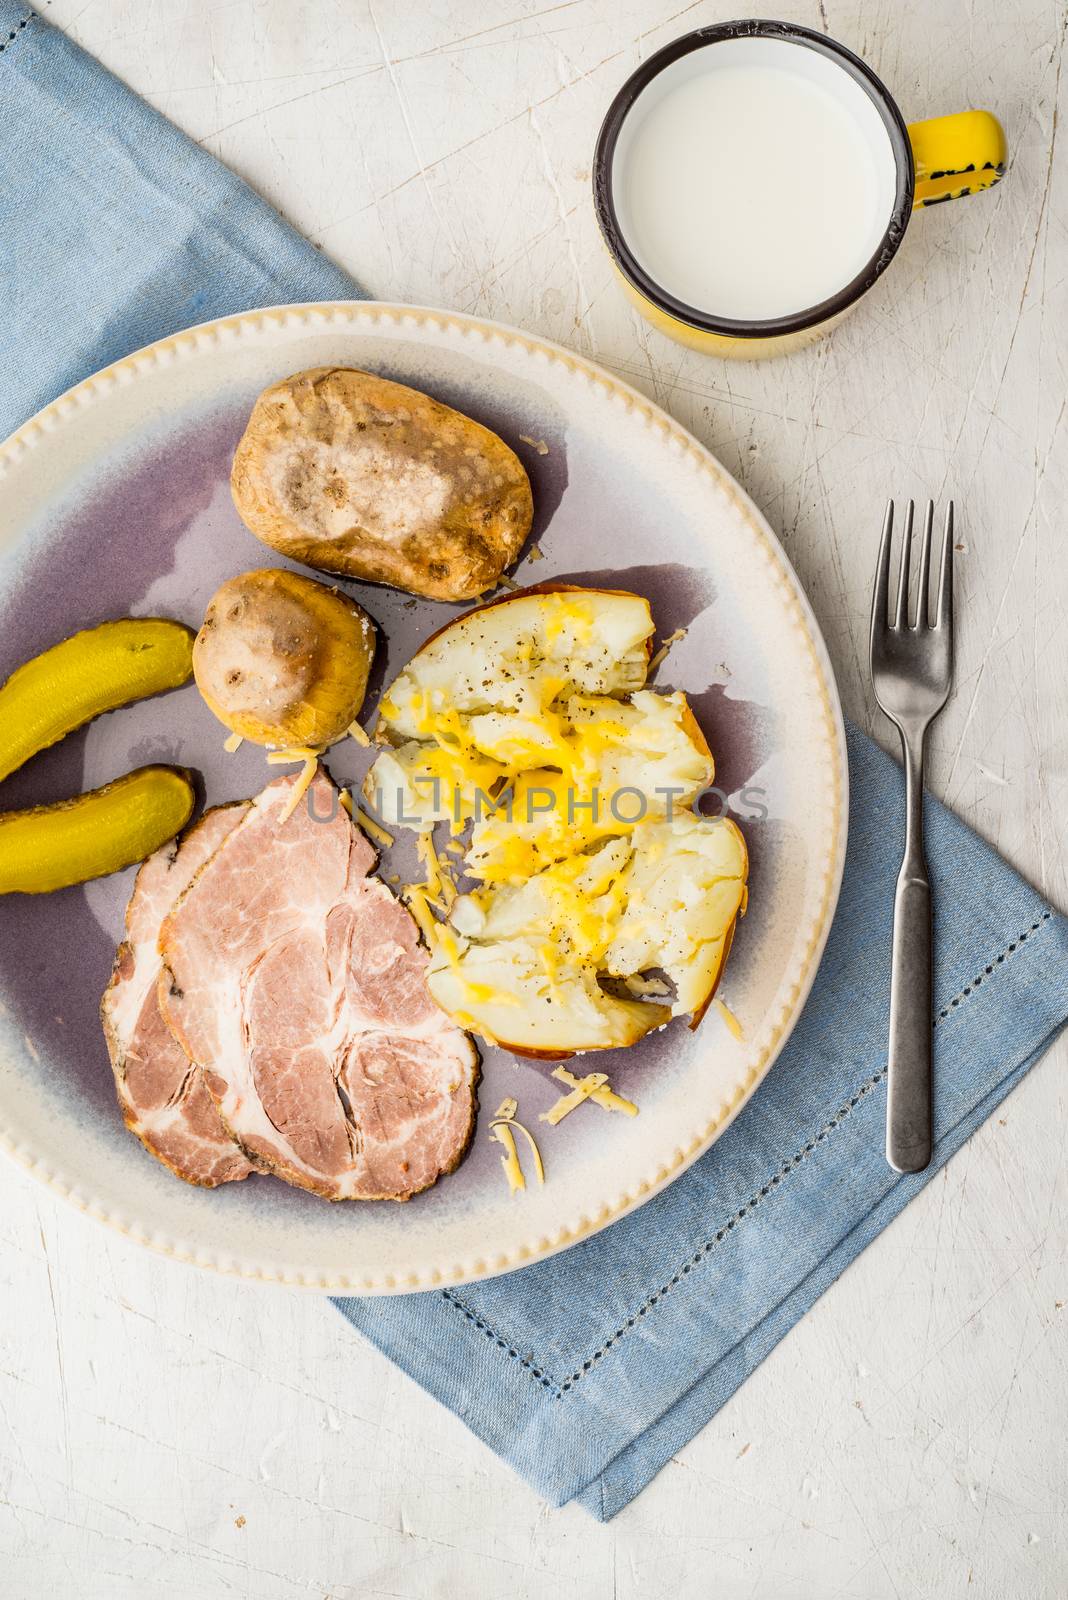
[908,110,1007,208]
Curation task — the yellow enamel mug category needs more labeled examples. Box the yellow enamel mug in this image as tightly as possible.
[593,20,1006,358]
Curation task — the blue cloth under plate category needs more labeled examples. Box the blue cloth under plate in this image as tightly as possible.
[4,0,1067,1522]
[0,1,356,438]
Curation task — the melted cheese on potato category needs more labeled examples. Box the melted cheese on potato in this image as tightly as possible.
[368,587,749,1054]
[379,591,654,742]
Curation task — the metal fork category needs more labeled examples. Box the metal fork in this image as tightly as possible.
[869,499,955,1174]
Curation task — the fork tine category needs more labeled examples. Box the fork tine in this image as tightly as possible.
[936,501,954,631]
[872,499,894,637]
[894,500,914,628]
[916,500,934,628]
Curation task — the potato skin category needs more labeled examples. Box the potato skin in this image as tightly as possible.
[193,568,375,749]
[231,367,533,602]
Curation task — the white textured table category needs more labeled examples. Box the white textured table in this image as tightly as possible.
[3,3,1066,1595]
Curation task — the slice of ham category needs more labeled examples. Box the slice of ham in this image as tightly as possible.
[101,806,253,1188]
[159,768,479,1200]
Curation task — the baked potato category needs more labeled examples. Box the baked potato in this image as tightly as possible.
[366,584,749,1056]
[231,367,533,602]
[193,568,375,749]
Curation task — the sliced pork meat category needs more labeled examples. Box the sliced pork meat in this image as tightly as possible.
[159,769,479,1200]
[101,805,253,1188]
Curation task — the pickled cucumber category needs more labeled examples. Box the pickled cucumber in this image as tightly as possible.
[0,767,195,894]
[0,619,195,784]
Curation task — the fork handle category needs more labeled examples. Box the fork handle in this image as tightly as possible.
[886,733,933,1173]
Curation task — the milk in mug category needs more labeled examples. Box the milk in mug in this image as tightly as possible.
[612,38,899,322]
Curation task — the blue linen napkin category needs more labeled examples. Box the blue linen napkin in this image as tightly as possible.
[0,1,356,439]
[5,0,1067,1522]
[340,721,1068,1517]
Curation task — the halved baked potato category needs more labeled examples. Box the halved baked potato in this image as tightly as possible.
[367,585,749,1056]
[231,367,533,601]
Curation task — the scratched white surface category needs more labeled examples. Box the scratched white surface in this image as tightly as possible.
[2,2,1066,1596]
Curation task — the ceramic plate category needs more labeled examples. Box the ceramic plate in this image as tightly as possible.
[0,303,846,1291]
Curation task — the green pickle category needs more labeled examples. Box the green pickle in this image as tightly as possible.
[0,767,195,894]
[0,618,194,784]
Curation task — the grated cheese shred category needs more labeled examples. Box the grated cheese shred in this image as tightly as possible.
[416,828,457,907]
[277,757,318,824]
[490,1120,525,1192]
[648,627,689,674]
[223,732,243,753]
[540,1071,609,1125]
[356,807,394,849]
[714,998,745,1041]
[548,1066,639,1119]
[267,746,318,765]
[403,884,439,946]
[508,1118,545,1185]
[489,1098,545,1191]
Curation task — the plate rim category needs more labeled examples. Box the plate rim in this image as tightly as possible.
[0,299,848,1292]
